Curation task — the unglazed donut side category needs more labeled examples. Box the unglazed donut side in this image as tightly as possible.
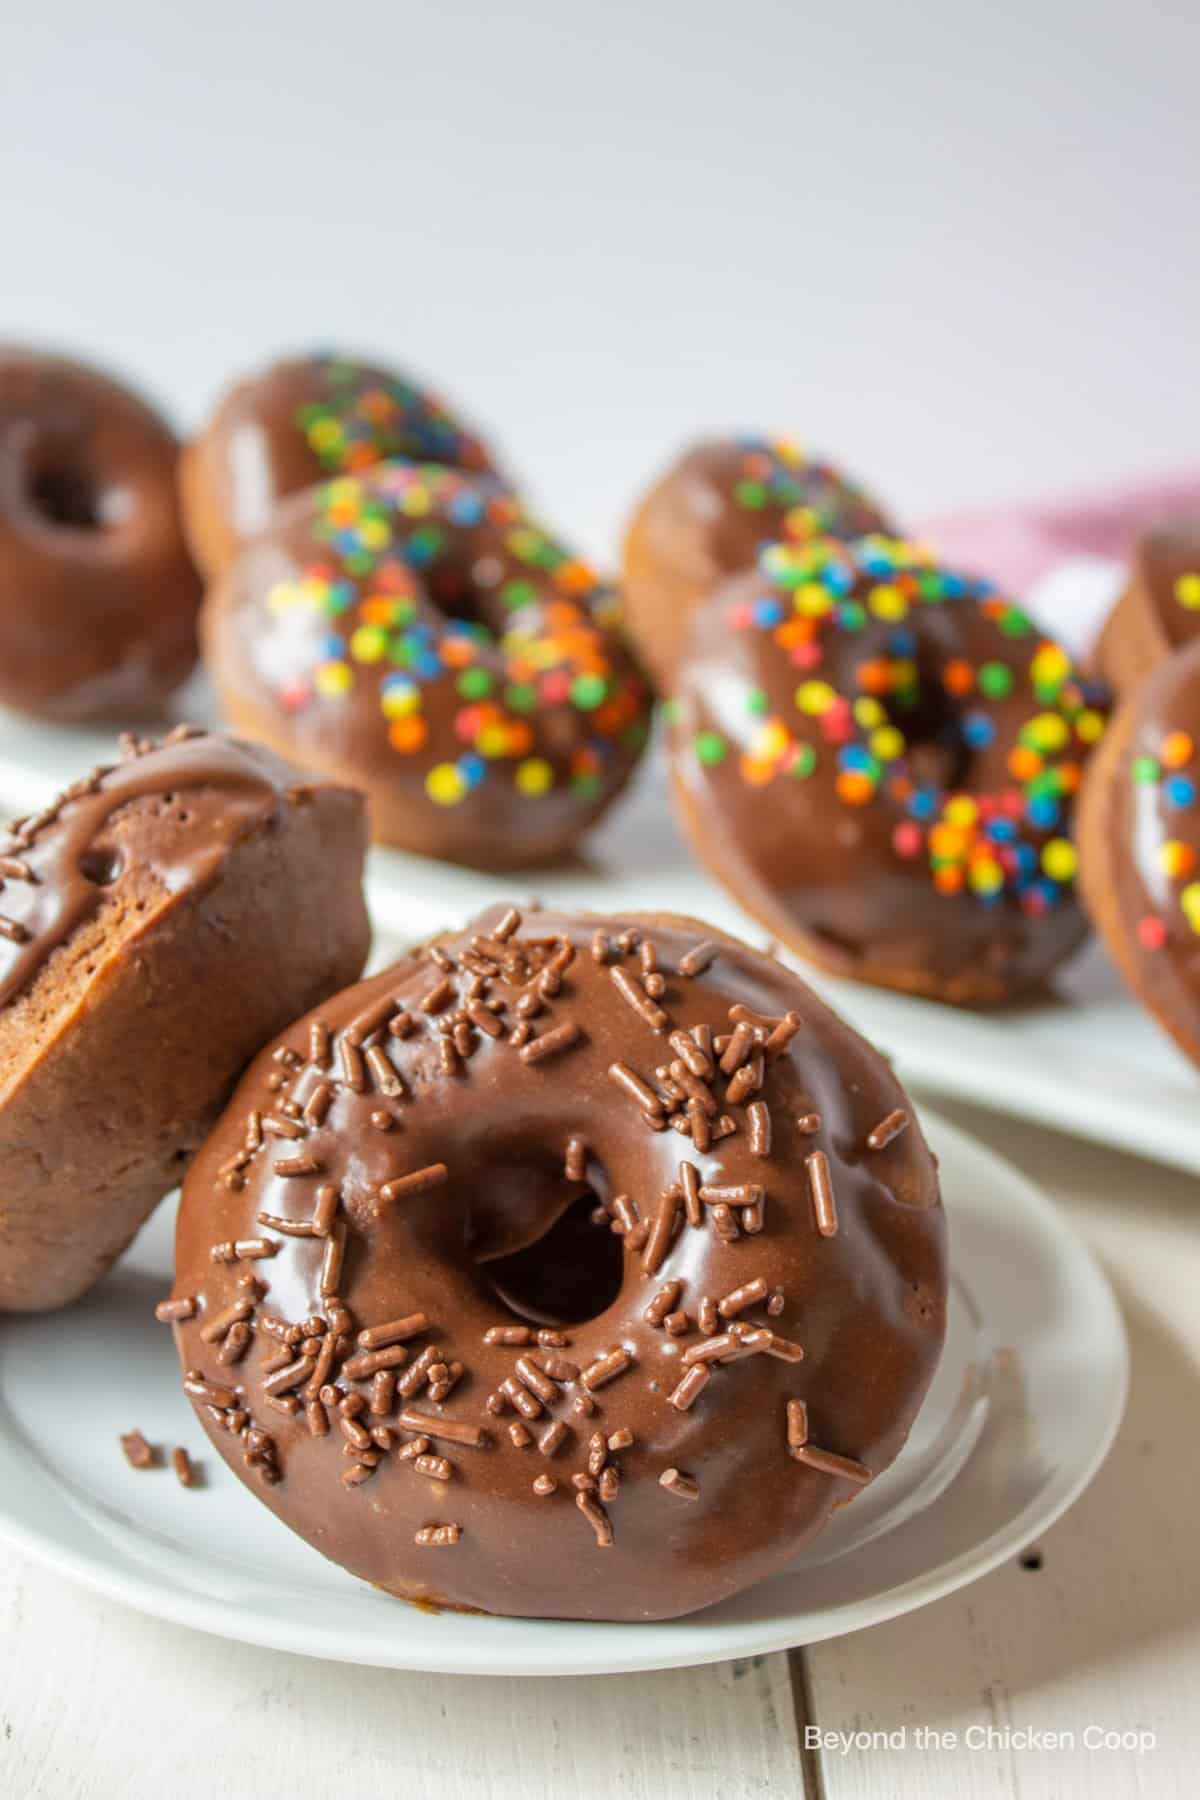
[0,732,371,1312]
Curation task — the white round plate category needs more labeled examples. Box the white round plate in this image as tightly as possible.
[0,1109,1126,1675]
[1,702,1194,1173]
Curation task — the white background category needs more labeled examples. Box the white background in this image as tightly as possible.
[3,0,1198,560]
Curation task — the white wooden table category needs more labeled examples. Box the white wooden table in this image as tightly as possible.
[1,1095,1194,1800]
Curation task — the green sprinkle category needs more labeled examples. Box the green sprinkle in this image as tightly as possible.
[502,580,536,610]
[505,682,537,713]
[735,480,767,510]
[746,688,769,715]
[1132,755,1161,784]
[790,744,817,777]
[457,668,492,699]
[978,661,1013,698]
[695,731,727,766]
[571,673,608,710]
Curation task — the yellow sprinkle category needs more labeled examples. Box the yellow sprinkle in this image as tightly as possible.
[1041,838,1077,882]
[868,584,908,621]
[796,680,837,715]
[381,684,421,719]
[795,582,835,618]
[426,763,467,806]
[314,661,353,698]
[1174,572,1200,610]
[1181,882,1200,927]
[515,757,554,796]
[944,795,979,827]
[869,725,906,762]
[1029,712,1070,752]
[349,625,388,663]
[853,697,885,729]
[1158,839,1195,879]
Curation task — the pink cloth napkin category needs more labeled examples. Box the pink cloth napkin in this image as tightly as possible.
[918,472,1200,596]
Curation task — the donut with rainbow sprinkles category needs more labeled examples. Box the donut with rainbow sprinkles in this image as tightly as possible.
[668,533,1108,1006]
[202,464,652,867]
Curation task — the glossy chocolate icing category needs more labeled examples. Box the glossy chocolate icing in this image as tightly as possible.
[670,542,1106,1006]
[0,348,201,719]
[202,464,652,866]
[180,353,498,577]
[623,437,893,688]
[1079,638,1200,1061]
[0,729,301,1009]
[169,907,945,1623]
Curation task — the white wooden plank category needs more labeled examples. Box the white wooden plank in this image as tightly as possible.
[805,1097,1200,1800]
[0,1550,805,1800]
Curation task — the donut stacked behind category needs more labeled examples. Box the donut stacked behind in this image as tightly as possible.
[1094,521,1200,701]
[1078,639,1200,1063]
[669,535,1108,1005]
[180,352,499,579]
[165,908,946,1622]
[0,348,201,719]
[202,464,652,866]
[623,437,893,689]
[0,728,370,1312]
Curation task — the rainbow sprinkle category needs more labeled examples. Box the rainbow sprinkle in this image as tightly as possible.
[681,535,1106,914]
[295,356,491,477]
[725,436,888,545]
[1131,727,1200,946]
[258,466,649,810]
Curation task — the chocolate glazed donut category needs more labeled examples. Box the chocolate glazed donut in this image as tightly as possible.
[0,348,201,720]
[670,536,1108,1006]
[179,352,499,580]
[202,464,652,866]
[1078,638,1200,1067]
[1093,521,1200,702]
[622,437,893,690]
[165,907,945,1623]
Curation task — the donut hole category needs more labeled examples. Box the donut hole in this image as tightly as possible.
[78,847,124,887]
[28,465,106,532]
[479,1191,624,1328]
[889,675,971,790]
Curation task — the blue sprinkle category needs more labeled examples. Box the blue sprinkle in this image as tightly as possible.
[1167,775,1196,808]
[963,711,996,748]
[986,816,1017,842]
[752,597,785,628]
[460,753,486,787]
[1027,795,1060,830]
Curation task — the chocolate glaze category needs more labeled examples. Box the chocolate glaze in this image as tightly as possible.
[169,907,945,1622]
[202,464,652,867]
[1095,521,1200,701]
[0,729,303,1009]
[0,348,201,719]
[671,546,1106,1006]
[179,353,499,578]
[1079,638,1200,1063]
[623,437,893,688]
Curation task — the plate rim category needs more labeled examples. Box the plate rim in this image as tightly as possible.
[0,1108,1129,1675]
